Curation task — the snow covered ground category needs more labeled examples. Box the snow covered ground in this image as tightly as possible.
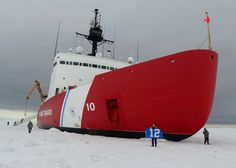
[0,119,236,168]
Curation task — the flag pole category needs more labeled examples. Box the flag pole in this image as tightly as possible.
[205,12,212,50]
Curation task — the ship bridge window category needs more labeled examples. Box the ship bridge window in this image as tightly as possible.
[60,61,65,64]
[83,63,88,67]
[92,64,98,68]
[73,62,79,66]
[89,64,92,67]
[70,62,72,65]
[110,67,115,70]
[66,61,69,65]
[101,65,106,69]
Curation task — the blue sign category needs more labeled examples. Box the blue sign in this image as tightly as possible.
[145,128,163,139]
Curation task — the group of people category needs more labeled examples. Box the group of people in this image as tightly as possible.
[149,124,210,147]
[7,120,33,133]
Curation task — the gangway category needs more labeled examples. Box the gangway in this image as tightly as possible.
[13,114,37,126]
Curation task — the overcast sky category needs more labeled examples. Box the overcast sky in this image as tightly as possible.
[0,0,235,124]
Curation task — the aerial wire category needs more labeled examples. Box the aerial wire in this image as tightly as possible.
[54,21,61,57]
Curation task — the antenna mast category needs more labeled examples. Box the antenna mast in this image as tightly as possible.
[113,25,116,59]
[205,12,212,50]
[136,40,139,62]
[54,22,61,57]
[76,9,114,56]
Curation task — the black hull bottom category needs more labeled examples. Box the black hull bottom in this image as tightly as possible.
[38,125,192,142]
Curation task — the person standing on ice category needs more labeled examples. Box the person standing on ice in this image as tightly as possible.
[150,124,157,147]
[203,128,210,145]
[27,121,33,133]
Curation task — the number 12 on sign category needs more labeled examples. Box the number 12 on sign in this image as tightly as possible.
[145,128,163,139]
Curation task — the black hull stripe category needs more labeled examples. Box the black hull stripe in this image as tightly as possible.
[38,125,192,142]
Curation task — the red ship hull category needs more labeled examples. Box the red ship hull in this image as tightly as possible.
[38,49,218,141]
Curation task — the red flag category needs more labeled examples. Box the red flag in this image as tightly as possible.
[204,16,211,23]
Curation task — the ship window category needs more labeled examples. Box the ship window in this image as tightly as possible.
[79,63,82,66]
[60,61,65,64]
[92,64,98,68]
[66,61,69,65]
[101,65,106,69]
[83,63,88,67]
[110,67,115,70]
[107,66,110,70]
[98,65,101,68]
[73,62,79,66]
[89,64,92,67]
[70,62,72,65]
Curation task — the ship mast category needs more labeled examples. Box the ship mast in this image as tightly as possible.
[76,9,114,56]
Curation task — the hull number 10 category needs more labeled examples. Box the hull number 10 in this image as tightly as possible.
[86,102,96,112]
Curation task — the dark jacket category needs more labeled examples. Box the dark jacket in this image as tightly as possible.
[203,129,209,137]
[27,121,33,129]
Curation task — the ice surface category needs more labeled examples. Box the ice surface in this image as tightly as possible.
[0,117,236,168]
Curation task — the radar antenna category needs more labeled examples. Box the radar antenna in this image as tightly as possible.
[76,9,114,56]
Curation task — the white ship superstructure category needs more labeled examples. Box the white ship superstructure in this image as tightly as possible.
[47,50,130,99]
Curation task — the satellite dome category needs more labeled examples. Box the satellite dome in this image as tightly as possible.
[96,52,102,58]
[128,57,134,64]
[76,46,83,54]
